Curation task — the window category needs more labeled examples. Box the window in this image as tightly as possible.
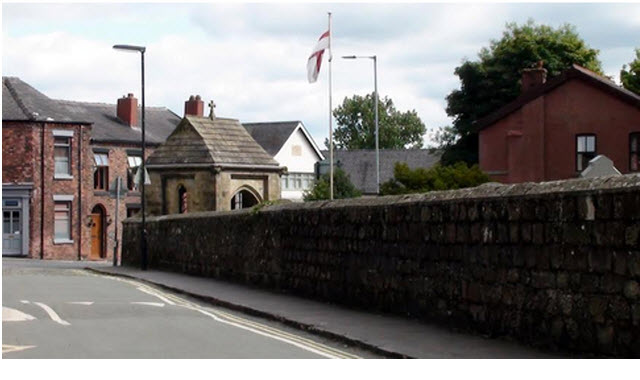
[576,134,596,172]
[631,133,640,172]
[126,207,140,218]
[281,173,315,191]
[54,201,71,241]
[127,155,142,191]
[93,153,109,190]
[54,137,71,177]
[178,186,188,214]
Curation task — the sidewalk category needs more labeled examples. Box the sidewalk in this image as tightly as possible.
[87,265,563,358]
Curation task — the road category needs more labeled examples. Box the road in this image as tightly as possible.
[2,259,379,358]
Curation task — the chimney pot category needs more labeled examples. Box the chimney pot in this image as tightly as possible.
[184,94,204,117]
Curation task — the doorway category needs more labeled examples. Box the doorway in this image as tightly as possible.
[3,208,22,255]
[90,205,105,259]
[230,189,260,210]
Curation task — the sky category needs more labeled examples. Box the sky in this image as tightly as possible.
[3,1,640,148]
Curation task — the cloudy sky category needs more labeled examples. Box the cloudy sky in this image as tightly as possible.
[3,2,639,147]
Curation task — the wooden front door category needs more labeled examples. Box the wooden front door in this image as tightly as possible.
[90,213,103,259]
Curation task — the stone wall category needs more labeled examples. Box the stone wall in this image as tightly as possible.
[122,175,640,356]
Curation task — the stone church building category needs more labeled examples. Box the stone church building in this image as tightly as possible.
[145,98,283,215]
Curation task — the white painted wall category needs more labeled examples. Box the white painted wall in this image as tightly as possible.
[274,124,323,201]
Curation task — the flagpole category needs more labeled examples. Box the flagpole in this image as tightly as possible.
[328,11,334,200]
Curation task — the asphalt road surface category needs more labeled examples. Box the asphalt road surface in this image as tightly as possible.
[2,259,379,358]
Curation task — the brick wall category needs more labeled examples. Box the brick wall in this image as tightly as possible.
[122,174,640,356]
[89,143,154,262]
[3,122,93,259]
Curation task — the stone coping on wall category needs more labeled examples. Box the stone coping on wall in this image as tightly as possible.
[124,174,640,224]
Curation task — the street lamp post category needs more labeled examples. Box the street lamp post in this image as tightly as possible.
[342,55,379,194]
[113,44,148,270]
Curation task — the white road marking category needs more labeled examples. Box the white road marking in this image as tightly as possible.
[136,286,176,305]
[3,344,36,354]
[67,301,94,305]
[2,306,36,322]
[130,302,165,307]
[32,302,71,326]
[20,300,29,304]
[94,271,359,358]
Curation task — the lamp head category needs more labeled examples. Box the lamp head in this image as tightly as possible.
[113,44,146,53]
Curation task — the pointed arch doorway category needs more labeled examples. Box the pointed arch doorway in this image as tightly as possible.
[90,205,106,260]
[230,188,260,210]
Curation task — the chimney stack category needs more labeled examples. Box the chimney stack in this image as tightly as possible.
[117,93,138,127]
[521,61,547,93]
[184,95,204,117]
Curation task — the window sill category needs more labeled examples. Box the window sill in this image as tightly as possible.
[53,239,74,245]
[54,174,73,180]
[127,191,141,196]
[93,190,110,196]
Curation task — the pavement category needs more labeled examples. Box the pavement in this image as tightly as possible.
[87,264,564,358]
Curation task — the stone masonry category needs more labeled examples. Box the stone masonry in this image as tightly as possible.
[122,174,640,356]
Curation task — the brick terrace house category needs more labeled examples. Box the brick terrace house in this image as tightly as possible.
[477,64,640,183]
[2,77,180,260]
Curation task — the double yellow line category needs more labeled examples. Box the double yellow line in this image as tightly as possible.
[94,271,360,359]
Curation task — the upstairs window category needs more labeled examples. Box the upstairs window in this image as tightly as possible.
[127,155,142,191]
[576,134,596,172]
[631,133,640,172]
[93,153,109,190]
[54,137,71,177]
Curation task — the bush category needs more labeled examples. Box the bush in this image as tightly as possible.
[303,168,361,201]
[380,161,491,195]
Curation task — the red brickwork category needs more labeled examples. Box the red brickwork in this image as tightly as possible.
[480,78,640,183]
[89,143,155,263]
[3,121,93,260]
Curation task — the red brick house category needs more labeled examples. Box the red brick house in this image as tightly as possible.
[477,64,640,183]
[2,77,180,260]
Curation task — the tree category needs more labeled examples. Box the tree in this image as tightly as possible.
[380,162,491,195]
[440,20,603,166]
[621,48,640,95]
[330,93,426,150]
[303,168,361,201]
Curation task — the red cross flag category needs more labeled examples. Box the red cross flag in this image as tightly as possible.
[307,30,330,83]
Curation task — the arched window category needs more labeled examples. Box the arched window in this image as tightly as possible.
[178,186,188,214]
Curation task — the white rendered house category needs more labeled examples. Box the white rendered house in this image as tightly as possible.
[243,121,324,201]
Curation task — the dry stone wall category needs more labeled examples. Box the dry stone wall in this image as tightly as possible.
[122,175,640,356]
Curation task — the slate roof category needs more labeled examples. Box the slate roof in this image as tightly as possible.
[242,121,301,156]
[147,115,280,167]
[2,77,181,145]
[321,149,440,194]
[475,64,640,131]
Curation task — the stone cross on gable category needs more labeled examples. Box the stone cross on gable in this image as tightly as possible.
[208,100,216,120]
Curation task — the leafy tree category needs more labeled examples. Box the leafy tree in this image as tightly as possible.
[330,93,426,150]
[621,48,640,95]
[440,20,602,166]
[380,162,491,195]
[303,167,361,201]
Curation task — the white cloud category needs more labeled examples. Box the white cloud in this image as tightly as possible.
[3,2,639,148]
